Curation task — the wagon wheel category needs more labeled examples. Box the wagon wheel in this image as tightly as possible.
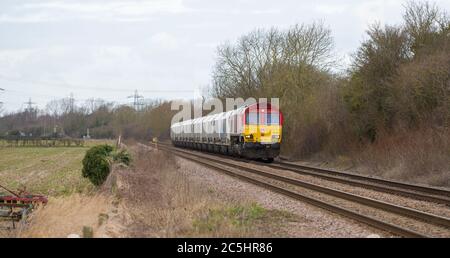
[9,207,16,229]
[19,206,32,227]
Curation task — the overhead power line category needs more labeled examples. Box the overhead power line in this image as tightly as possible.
[24,98,36,112]
[127,90,144,111]
[0,85,188,112]
[0,75,195,93]
[0,88,3,104]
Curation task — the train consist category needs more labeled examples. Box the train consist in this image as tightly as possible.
[170,102,283,162]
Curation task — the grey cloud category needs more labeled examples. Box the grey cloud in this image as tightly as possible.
[0,0,449,111]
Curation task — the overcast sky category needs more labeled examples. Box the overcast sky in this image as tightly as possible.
[0,0,448,112]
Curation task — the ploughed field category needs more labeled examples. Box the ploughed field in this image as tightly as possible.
[0,140,114,196]
[0,147,90,196]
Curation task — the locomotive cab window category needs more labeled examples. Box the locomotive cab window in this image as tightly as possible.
[267,113,280,125]
[246,112,279,125]
[246,113,259,125]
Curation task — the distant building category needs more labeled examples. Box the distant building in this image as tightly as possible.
[83,128,91,139]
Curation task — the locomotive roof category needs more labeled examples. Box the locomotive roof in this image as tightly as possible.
[171,102,277,128]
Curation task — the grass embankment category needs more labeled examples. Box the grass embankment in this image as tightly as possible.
[192,203,298,237]
[2,141,299,237]
[107,146,299,237]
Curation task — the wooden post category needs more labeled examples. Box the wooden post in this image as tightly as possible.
[82,226,94,238]
[117,135,122,148]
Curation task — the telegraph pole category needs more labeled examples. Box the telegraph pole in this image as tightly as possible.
[127,90,144,111]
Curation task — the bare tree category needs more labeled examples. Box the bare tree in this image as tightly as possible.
[212,22,335,99]
[282,22,335,69]
[403,1,449,55]
[84,98,106,114]
[45,99,62,118]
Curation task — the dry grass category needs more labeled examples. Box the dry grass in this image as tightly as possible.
[84,139,116,147]
[355,127,450,187]
[288,121,449,187]
[104,145,295,237]
[106,146,249,237]
[16,193,111,238]
[5,143,298,238]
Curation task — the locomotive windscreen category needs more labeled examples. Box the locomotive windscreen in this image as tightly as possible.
[246,112,280,125]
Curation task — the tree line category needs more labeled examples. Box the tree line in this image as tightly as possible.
[0,98,175,141]
[0,1,448,165]
[211,1,449,159]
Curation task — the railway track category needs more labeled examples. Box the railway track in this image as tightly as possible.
[149,142,450,238]
[269,162,450,205]
[156,141,450,205]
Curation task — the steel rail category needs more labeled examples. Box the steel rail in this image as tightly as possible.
[268,163,450,205]
[156,142,450,205]
[276,161,450,197]
[163,145,450,229]
[155,146,429,238]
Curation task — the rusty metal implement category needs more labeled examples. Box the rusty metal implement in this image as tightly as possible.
[0,183,48,228]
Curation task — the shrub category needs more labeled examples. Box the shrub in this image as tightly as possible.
[392,50,450,127]
[344,24,409,141]
[82,145,114,186]
[113,149,132,166]
[344,1,449,140]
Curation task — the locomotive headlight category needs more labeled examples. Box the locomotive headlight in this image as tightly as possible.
[272,135,280,139]
[245,134,253,139]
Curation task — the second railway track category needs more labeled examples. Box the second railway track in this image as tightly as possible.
[149,142,450,238]
[272,161,450,204]
[156,141,450,205]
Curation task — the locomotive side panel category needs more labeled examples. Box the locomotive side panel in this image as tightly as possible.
[170,103,282,161]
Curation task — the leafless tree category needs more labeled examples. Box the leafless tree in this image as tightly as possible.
[212,22,335,99]
[84,98,106,114]
[45,99,62,118]
[403,1,449,55]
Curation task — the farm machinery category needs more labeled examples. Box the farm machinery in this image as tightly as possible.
[0,183,48,228]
